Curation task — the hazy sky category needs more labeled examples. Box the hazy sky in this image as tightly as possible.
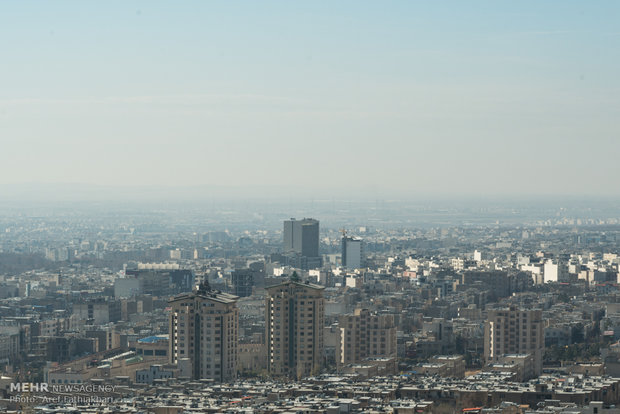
[1,1,619,198]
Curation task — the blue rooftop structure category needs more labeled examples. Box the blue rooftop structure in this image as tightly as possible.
[137,335,168,343]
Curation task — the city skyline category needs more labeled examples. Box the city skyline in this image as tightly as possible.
[3,2,620,411]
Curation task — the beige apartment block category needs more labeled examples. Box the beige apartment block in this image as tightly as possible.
[169,282,239,382]
[484,306,544,376]
[339,309,397,365]
[265,280,324,379]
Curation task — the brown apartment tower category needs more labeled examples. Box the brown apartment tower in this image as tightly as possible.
[169,281,239,382]
[265,280,324,379]
[339,309,397,365]
[484,306,544,376]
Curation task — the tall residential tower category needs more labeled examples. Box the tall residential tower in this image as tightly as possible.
[265,279,324,379]
[169,281,239,382]
[484,306,544,376]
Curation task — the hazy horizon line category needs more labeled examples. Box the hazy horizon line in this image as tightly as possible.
[1,182,620,204]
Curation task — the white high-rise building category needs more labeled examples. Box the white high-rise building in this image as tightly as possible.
[543,260,559,283]
[473,250,482,262]
[543,260,567,283]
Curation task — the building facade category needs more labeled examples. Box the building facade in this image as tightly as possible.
[168,282,239,382]
[73,300,121,325]
[339,309,397,365]
[231,269,254,297]
[484,307,544,376]
[342,236,364,269]
[265,280,324,379]
[283,218,320,258]
[124,268,194,296]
